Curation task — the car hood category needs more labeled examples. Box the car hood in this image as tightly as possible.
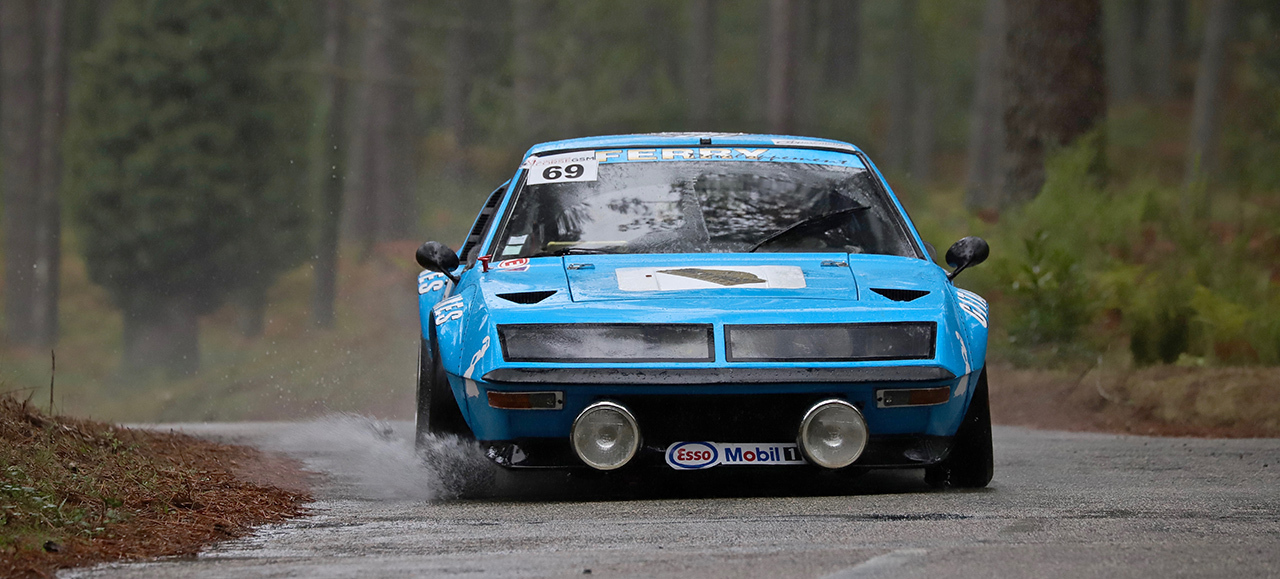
[562,253,862,302]
[478,253,945,306]
[455,253,973,383]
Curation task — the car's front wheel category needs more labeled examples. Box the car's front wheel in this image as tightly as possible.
[924,369,993,489]
[415,324,473,448]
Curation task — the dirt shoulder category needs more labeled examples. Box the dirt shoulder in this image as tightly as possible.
[0,396,311,578]
[989,362,1280,438]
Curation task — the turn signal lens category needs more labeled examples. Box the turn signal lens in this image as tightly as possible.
[487,391,564,410]
[876,386,950,408]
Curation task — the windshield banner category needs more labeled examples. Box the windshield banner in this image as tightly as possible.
[591,147,865,168]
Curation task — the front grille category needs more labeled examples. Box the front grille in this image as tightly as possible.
[612,394,848,446]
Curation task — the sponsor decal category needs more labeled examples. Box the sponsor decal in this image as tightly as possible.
[595,148,771,163]
[433,295,465,326]
[665,442,806,470]
[666,442,718,470]
[617,265,805,292]
[770,138,855,151]
[532,147,861,168]
[418,271,447,295]
[494,258,530,272]
[954,329,972,398]
[524,152,599,185]
[658,268,765,286]
[955,288,989,328]
[463,335,491,399]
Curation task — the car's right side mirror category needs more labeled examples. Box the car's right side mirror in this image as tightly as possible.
[416,241,461,283]
[945,236,989,281]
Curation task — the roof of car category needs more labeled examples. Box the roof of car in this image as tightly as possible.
[524,133,862,157]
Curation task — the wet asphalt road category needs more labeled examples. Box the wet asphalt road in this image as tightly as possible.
[64,422,1280,579]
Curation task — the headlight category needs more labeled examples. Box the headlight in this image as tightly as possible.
[498,323,714,363]
[797,399,868,469]
[725,322,936,362]
[571,401,641,470]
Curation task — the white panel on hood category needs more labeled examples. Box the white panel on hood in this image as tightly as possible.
[616,266,806,291]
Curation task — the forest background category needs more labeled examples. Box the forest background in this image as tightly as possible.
[1,0,1278,430]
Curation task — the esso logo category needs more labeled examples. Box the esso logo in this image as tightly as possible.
[666,441,718,469]
[495,258,529,272]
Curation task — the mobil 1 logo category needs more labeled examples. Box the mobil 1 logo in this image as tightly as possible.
[665,441,806,470]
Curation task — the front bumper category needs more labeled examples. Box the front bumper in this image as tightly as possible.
[451,375,979,469]
[485,434,955,469]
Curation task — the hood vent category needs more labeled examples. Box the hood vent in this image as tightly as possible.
[497,290,557,304]
[870,288,929,302]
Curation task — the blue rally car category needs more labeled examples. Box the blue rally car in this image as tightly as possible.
[414,133,993,488]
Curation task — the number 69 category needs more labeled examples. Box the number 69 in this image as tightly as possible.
[541,164,583,181]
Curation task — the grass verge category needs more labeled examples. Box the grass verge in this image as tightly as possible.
[0,395,310,578]
[990,362,1280,438]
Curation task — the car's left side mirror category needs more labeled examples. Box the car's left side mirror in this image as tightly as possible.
[945,236,989,281]
[416,241,460,284]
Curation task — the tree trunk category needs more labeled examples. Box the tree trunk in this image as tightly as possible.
[512,0,539,141]
[798,0,828,134]
[377,4,416,242]
[685,0,716,127]
[1183,0,1234,202]
[823,0,861,89]
[645,2,681,106]
[343,3,375,250]
[32,0,68,348]
[442,0,471,179]
[885,0,917,173]
[312,0,350,329]
[910,80,935,183]
[236,286,267,339]
[765,0,796,134]
[965,0,1007,209]
[1145,0,1176,100]
[95,0,115,33]
[344,0,416,247]
[1105,0,1138,103]
[123,296,200,377]
[1,0,44,347]
[1003,0,1106,202]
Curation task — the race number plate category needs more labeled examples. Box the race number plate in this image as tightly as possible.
[523,151,599,185]
[665,441,806,470]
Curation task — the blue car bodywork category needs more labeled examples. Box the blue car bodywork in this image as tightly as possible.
[416,133,990,483]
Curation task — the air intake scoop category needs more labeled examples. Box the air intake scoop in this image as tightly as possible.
[497,290,557,304]
[870,288,929,302]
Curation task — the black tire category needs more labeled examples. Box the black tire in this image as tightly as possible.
[925,369,994,489]
[415,323,473,448]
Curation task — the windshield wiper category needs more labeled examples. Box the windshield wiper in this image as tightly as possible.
[530,246,612,257]
[748,206,868,252]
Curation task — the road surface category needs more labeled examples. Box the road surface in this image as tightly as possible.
[64,419,1280,578]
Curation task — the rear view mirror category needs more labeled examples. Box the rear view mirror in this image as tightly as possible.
[416,241,460,284]
[945,237,989,281]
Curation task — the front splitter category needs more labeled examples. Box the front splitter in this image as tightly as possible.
[483,434,955,470]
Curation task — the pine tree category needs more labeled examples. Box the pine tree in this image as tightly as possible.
[64,0,311,375]
[1003,0,1106,202]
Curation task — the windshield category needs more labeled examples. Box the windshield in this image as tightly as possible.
[492,154,919,258]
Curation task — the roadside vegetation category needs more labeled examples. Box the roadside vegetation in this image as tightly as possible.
[0,2,1277,438]
[0,395,309,578]
[910,102,1280,437]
